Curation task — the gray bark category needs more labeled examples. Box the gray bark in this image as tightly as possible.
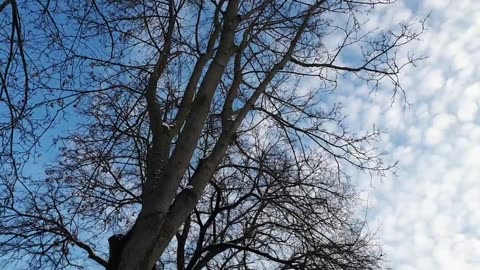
[115,1,241,269]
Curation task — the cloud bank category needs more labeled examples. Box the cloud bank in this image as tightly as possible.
[331,0,480,269]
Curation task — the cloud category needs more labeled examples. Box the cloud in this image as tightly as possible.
[329,0,480,269]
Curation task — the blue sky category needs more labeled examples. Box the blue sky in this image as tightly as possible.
[3,0,480,269]
[321,0,480,268]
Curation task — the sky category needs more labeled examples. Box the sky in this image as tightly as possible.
[330,0,480,269]
[2,0,479,269]
[29,1,480,269]
[44,0,480,268]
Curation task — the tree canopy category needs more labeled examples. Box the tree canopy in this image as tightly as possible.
[0,0,422,269]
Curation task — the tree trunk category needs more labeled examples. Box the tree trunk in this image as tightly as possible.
[107,1,241,268]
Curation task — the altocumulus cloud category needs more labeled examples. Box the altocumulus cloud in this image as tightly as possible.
[329,0,480,269]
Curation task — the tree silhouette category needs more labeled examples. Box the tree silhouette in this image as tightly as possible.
[0,0,422,269]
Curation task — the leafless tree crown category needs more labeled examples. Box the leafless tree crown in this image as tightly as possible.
[0,0,422,269]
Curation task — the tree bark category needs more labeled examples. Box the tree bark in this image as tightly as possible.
[111,1,241,269]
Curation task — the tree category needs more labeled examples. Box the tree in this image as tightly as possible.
[0,0,422,269]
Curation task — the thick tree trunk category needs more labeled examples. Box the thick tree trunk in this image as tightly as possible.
[106,1,241,269]
[109,212,167,270]
[106,1,318,267]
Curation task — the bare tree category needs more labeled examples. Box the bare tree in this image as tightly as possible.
[0,0,423,269]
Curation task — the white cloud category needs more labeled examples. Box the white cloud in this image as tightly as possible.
[332,0,480,269]
[422,0,451,10]
[420,69,445,96]
[457,102,477,122]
